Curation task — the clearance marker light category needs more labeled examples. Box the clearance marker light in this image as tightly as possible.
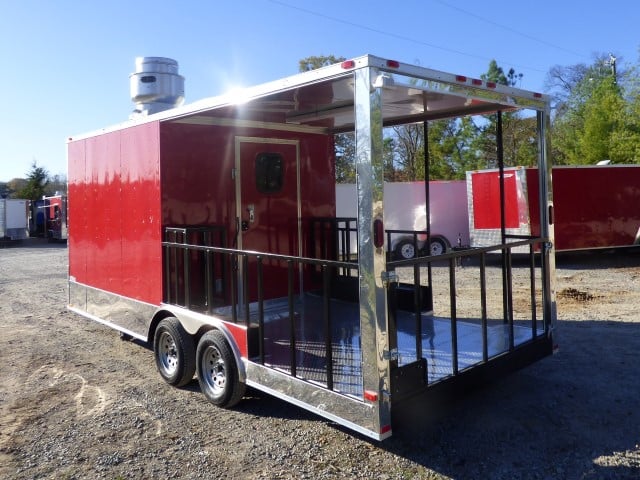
[386,59,400,68]
[533,92,543,98]
[455,75,467,82]
[471,79,482,86]
[341,60,356,69]
[486,82,497,89]
[364,390,378,402]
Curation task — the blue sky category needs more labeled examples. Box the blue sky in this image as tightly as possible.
[1,0,638,182]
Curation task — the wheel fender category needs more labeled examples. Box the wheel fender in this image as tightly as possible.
[150,306,247,384]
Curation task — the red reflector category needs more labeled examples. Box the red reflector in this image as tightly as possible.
[471,79,482,86]
[381,424,392,434]
[455,75,467,82]
[364,390,378,402]
[373,219,384,248]
[386,59,400,68]
[533,92,543,98]
[341,60,356,69]
[486,82,497,88]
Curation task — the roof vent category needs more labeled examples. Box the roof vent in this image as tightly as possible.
[129,57,184,119]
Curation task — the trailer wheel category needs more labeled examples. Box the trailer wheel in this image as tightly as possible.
[395,240,416,260]
[154,317,196,387]
[196,330,245,408]
[430,237,448,256]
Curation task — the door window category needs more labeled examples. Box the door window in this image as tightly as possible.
[255,153,284,194]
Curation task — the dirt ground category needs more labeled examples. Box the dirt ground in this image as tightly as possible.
[1,239,639,479]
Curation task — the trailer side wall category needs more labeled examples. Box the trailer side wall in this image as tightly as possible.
[68,122,162,304]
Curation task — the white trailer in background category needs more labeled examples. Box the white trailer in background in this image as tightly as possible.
[0,199,29,241]
[336,181,470,258]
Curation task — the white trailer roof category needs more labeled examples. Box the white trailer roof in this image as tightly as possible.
[69,54,549,142]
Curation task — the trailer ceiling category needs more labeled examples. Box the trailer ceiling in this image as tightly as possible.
[168,60,545,132]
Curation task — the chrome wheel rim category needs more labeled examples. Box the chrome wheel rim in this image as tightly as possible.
[158,331,178,376]
[202,345,226,396]
[400,243,415,259]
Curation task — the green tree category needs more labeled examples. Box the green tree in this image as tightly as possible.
[18,161,49,201]
[548,53,640,165]
[299,55,345,72]
[390,123,424,181]
[476,60,536,168]
[6,178,27,198]
[334,132,356,183]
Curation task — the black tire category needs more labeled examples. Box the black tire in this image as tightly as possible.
[153,317,196,387]
[196,330,245,408]
[429,237,448,256]
[394,239,416,260]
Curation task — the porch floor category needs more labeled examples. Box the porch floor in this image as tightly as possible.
[214,293,544,398]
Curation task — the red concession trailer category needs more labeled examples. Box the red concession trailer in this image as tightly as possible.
[68,55,556,440]
[40,194,68,241]
[467,165,640,251]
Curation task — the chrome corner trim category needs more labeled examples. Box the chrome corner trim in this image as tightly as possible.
[245,362,390,441]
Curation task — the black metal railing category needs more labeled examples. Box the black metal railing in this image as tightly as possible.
[309,217,358,269]
[162,225,550,396]
[162,230,358,393]
[163,226,228,311]
[387,236,547,384]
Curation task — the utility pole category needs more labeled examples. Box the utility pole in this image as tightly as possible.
[607,53,617,84]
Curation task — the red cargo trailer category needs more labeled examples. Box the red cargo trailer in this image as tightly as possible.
[467,165,640,251]
[68,55,556,440]
[40,194,68,241]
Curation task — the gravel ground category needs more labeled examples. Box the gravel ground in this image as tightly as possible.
[1,239,639,479]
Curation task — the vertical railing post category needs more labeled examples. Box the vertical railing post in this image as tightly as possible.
[183,244,191,309]
[164,239,171,304]
[506,248,515,350]
[257,256,265,364]
[480,251,488,362]
[322,264,333,390]
[230,254,238,323]
[530,242,538,337]
[288,260,296,377]
[242,255,250,324]
[449,258,458,375]
[413,262,422,361]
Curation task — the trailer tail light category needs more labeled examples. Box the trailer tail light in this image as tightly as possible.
[455,75,467,83]
[381,424,392,434]
[373,219,384,248]
[386,59,400,68]
[364,390,378,402]
[341,60,356,69]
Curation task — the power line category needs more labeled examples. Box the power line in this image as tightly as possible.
[266,0,547,74]
[433,0,587,59]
